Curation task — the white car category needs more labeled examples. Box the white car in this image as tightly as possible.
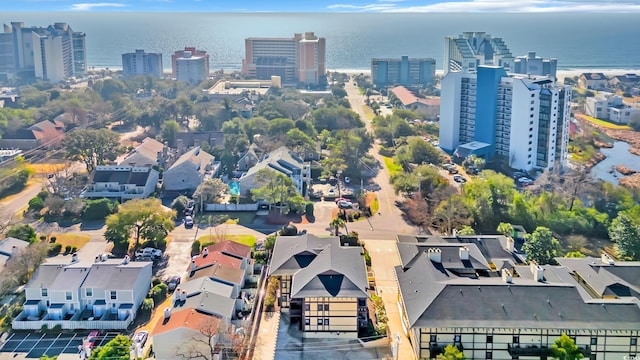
[135,247,162,259]
[337,200,353,209]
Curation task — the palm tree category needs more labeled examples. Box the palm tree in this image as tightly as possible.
[329,217,346,236]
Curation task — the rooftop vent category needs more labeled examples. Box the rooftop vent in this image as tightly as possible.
[428,248,442,263]
[163,307,172,319]
[601,253,615,265]
[501,269,512,283]
[459,246,469,261]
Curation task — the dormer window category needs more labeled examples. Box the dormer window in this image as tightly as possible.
[41,288,48,297]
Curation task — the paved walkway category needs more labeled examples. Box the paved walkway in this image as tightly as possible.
[252,312,280,360]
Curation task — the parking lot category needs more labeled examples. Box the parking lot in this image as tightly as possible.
[0,331,119,358]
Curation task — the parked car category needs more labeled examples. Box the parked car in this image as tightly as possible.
[337,200,353,209]
[135,247,162,259]
[185,216,194,228]
[86,330,100,348]
[518,177,534,186]
[132,330,149,348]
[166,276,181,292]
[453,174,467,183]
[135,255,155,262]
[334,197,349,203]
[327,188,336,196]
[448,167,459,174]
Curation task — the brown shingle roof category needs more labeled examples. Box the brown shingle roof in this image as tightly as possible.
[152,308,219,335]
[391,86,418,106]
[207,240,252,260]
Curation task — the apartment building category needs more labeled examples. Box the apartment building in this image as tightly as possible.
[444,32,514,75]
[238,146,311,197]
[394,235,640,360]
[439,66,571,171]
[13,258,152,330]
[371,56,436,88]
[171,47,209,84]
[269,234,369,338]
[122,49,163,78]
[0,22,86,82]
[242,32,326,85]
[513,51,558,79]
[586,93,640,124]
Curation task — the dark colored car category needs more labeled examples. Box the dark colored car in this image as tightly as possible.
[167,276,181,292]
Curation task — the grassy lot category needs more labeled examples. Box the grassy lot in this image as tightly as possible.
[47,233,90,249]
[194,211,256,226]
[361,105,375,121]
[577,114,631,130]
[197,234,257,247]
[27,162,69,174]
[382,156,403,177]
[366,193,380,214]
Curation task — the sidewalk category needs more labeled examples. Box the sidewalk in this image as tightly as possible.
[251,312,280,360]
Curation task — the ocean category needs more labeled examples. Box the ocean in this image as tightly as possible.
[3,12,640,72]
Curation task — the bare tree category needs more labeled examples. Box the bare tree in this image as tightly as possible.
[176,318,244,360]
[45,163,88,198]
[0,242,48,297]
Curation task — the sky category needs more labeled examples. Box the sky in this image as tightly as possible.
[4,0,640,12]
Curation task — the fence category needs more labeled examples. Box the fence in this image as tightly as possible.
[205,203,258,212]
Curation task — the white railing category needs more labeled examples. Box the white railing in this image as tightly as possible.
[12,318,132,330]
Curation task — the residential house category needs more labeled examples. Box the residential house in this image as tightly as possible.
[80,165,159,201]
[393,234,640,359]
[269,234,369,338]
[585,93,640,124]
[578,72,609,90]
[391,86,440,120]
[0,237,29,270]
[173,131,224,151]
[118,137,167,168]
[238,146,311,197]
[607,73,639,89]
[152,308,221,360]
[172,277,237,321]
[163,146,220,193]
[236,144,262,172]
[0,119,65,150]
[13,258,152,330]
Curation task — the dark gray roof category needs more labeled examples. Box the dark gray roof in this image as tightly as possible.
[581,72,607,80]
[556,257,640,298]
[290,243,368,299]
[269,234,340,276]
[92,167,152,186]
[395,238,640,331]
[242,146,304,179]
[173,289,235,319]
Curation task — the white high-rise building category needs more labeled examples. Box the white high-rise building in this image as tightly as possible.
[513,51,558,78]
[171,47,209,84]
[439,66,571,171]
[444,32,514,76]
[122,50,163,78]
[1,22,86,82]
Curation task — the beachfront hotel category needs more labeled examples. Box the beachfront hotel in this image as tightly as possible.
[242,32,326,86]
[513,51,558,79]
[394,235,640,360]
[122,49,163,78]
[444,32,513,76]
[439,65,571,171]
[371,56,436,88]
[0,22,86,83]
[171,47,209,84]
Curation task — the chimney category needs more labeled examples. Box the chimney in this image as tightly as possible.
[95,256,100,263]
[101,253,108,262]
[501,269,512,283]
[601,253,615,265]
[506,237,515,252]
[459,246,469,261]
[202,247,209,257]
[71,253,79,263]
[123,255,130,264]
[181,290,187,301]
[11,245,18,255]
[533,265,545,282]
[163,307,172,319]
[190,260,197,271]
[428,248,442,263]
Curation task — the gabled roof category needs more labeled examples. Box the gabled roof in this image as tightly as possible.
[241,146,304,179]
[3,120,64,141]
[174,131,224,148]
[205,240,252,260]
[390,86,418,106]
[80,260,151,290]
[152,308,219,336]
[166,146,215,175]
[556,257,640,298]
[92,166,155,186]
[581,72,607,80]
[119,137,164,166]
[178,277,234,299]
[173,288,236,319]
[269,234,339,276]
[188,247,243,272]
[188,262,245,286]
[0,237,29,257]
[290,243,368,299]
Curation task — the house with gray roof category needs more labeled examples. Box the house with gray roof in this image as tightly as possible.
[163,146,220,193]
[172,277,237,321]
[0,237,29,270]
[13,257,152,330]
[269,234,369,338]
[238,146,310,197]
[118,137,169,168]
[394,235,640,359]
[80,165,159,201]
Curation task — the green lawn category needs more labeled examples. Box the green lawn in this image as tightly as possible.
[194,211,256,226]
[361,105,375,121]
[197,234,257,248]
[382,156,403,177]
[45,233,90,249]
[578,114,631,130]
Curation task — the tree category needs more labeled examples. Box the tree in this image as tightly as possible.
[330,217,346,236]
[608,205,640,260]
[89,334,131,360]
[105,198,175,252]
[6,224,37,243]
[0,242,48,297]
[171,195,190,216]
[193,179,228,211]
[457,225,476,235]
[160,119,180,146]
[551,333,584,360]
[62,128,122,172]
[497,222,514,237]
[522,227,561,265]
[436,344,466,360]
[251,169,299,214]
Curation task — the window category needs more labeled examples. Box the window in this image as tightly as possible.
[86,288,92,297]
[591,337,597,345]
[513,336,519,343]
[487,335,493,343]
[454,335,461,342]
[282,281,287,289]
[41,288,48,297]
[305,304,310,311]
[324,304,329,311]
[324,318,329,325]
[65,292,72,301]
[430,335,437,342]
[305,318,310,325]
[317,304,323,311]
[486,351,493,359]
[110,291,117,300]
[318,318,323,325]
[631,338,637,345]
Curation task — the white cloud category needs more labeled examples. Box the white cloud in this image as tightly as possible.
[70,2,127,11]
[328,0,640,12]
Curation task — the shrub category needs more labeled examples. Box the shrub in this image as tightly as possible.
[48,243,63,256]
[52,324,62,333]
[141,298,154,312]
[353,212,361,220]
[191,240,201,255]
[305,202,314,217]
[263,295,275,312]
[39,235,47,241]
[171,195,189,216]
[7,224,37,243]
[148,283,168,304]
[50,236,57,243]
[40,324,48,333]
[82,198,114,220]
[152,277,161,286]
[279,224,298,236]
[364,250,372,267]
[71,246,77,253]
[64,245,72,254]
[28,196,45,212]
